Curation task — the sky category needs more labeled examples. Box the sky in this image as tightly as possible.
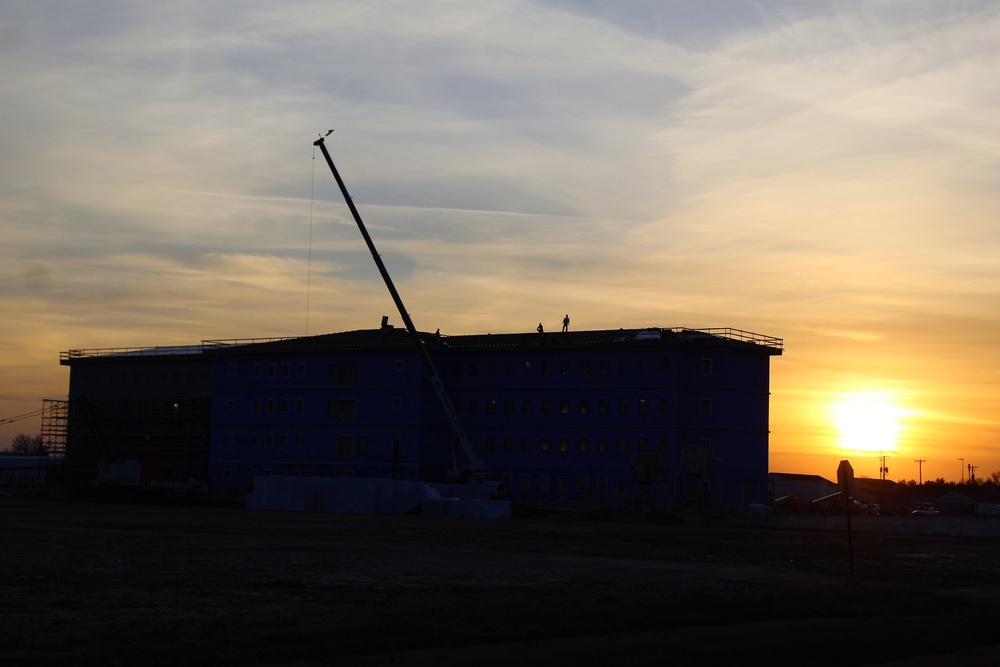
[2,0,999,483]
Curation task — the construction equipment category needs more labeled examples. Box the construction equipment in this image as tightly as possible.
[313,136,497,491]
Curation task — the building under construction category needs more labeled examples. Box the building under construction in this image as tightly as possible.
[60,322,782,509]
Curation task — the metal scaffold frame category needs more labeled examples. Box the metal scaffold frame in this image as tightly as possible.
[40,399,68,458]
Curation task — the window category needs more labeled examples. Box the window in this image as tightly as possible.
[227,399,235,410]
[560,400,571,414]
[618,438,628,453]
[599,399,609,414]
[470,363,479,378]
[521,437,532,452]
[558,477,568,493]
[296,398,304,413]
[337,435,353,459]
[599,360,610,375]
[468,400,478,415]
[225,433,234,445]
[268,364,276,378]
[452,363,461,378]
[540,438,551,452]
[702,358,713,375]
[539,475,550,492]
[701,399,712,415]
[639,359,650,375]
[660,358,670,374]
[658,438,669,454]
[578,438,588,453]
[616,478,627,493]
[329,362,358,385]
[506,362,515,377]
[638,398,649,414]
[523,399,533,415]
[266,399,274,413]
[282,364,290,378]
[328,398,357,422]
[524,361,533,376]
[487,400,497,415]
[357,437,368,456]
[503,438,513,453]
[484,437,495,453]
[294,435,303,448]
[504,400,514,415]
[252,399,260,413]
[393,397,402,409]
[579,399,589,414]
[618,399,629,414]
[265,435,273,448]
[561,361,571,376]
[251,435,259,448]
[619,359,629,374]
[559,438,569,453]
[297,363,305,377]
[394,360,404,372]
[637,437,648,453]
[598,438,608,454]
[254,364,262,378]
[280,399,289,413]
[228,364,237,376]
[577,477,588,492]
[658,398,670,414]
[540,399,551,414]
[521,475,531,491]
[543,361,552,376]
[596,477,607,492]
[279,434,287,448]
[487,362,496,377]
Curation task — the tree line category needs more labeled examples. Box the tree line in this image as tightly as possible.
[3,433,48,456]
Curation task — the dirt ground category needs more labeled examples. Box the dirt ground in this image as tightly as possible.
[2,496,999,666]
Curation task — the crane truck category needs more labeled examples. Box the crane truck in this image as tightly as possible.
[313,136,501,495]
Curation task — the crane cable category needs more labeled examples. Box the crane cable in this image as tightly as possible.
[306,143,317,336]
[0,408,45,425]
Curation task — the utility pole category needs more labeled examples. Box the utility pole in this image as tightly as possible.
[968,463,978,483]
[958,458,964,483]
[879,454,889,481]
[914,459,926,485]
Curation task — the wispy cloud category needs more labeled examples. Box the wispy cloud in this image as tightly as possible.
[2,1,998,477]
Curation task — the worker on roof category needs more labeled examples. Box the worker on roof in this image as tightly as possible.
[562,314,570,332]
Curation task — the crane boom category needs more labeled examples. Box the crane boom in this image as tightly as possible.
[313,137,485,477]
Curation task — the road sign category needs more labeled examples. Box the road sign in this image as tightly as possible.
[837,460,854,494]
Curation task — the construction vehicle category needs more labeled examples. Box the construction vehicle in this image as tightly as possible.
[313,136,500,495]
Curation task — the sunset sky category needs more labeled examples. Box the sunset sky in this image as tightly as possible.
[3,1,998,483]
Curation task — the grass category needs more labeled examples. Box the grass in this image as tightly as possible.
[4,581,996,666]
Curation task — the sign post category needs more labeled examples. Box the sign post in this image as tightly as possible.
[837,460,855,583]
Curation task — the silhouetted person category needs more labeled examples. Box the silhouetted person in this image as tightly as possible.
[562,314,570,332]
[537,323,544,334]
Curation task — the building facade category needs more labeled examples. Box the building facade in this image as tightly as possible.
[61,325,782,509]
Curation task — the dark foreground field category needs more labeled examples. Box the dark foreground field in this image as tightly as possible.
[2,498,999,666]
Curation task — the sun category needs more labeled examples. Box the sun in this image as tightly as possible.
[831,392,905,453]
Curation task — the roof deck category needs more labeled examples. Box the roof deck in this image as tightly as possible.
[61,327,782,362]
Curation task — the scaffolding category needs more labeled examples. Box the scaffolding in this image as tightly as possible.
[40,399,68,458]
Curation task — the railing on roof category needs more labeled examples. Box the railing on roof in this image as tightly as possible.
[680,327,783,351]
[60,337,296,361]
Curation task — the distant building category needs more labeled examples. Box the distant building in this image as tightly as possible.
[60,324,782,509]
[768,472,836,504]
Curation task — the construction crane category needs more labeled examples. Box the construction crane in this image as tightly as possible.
[313,136,497,491]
